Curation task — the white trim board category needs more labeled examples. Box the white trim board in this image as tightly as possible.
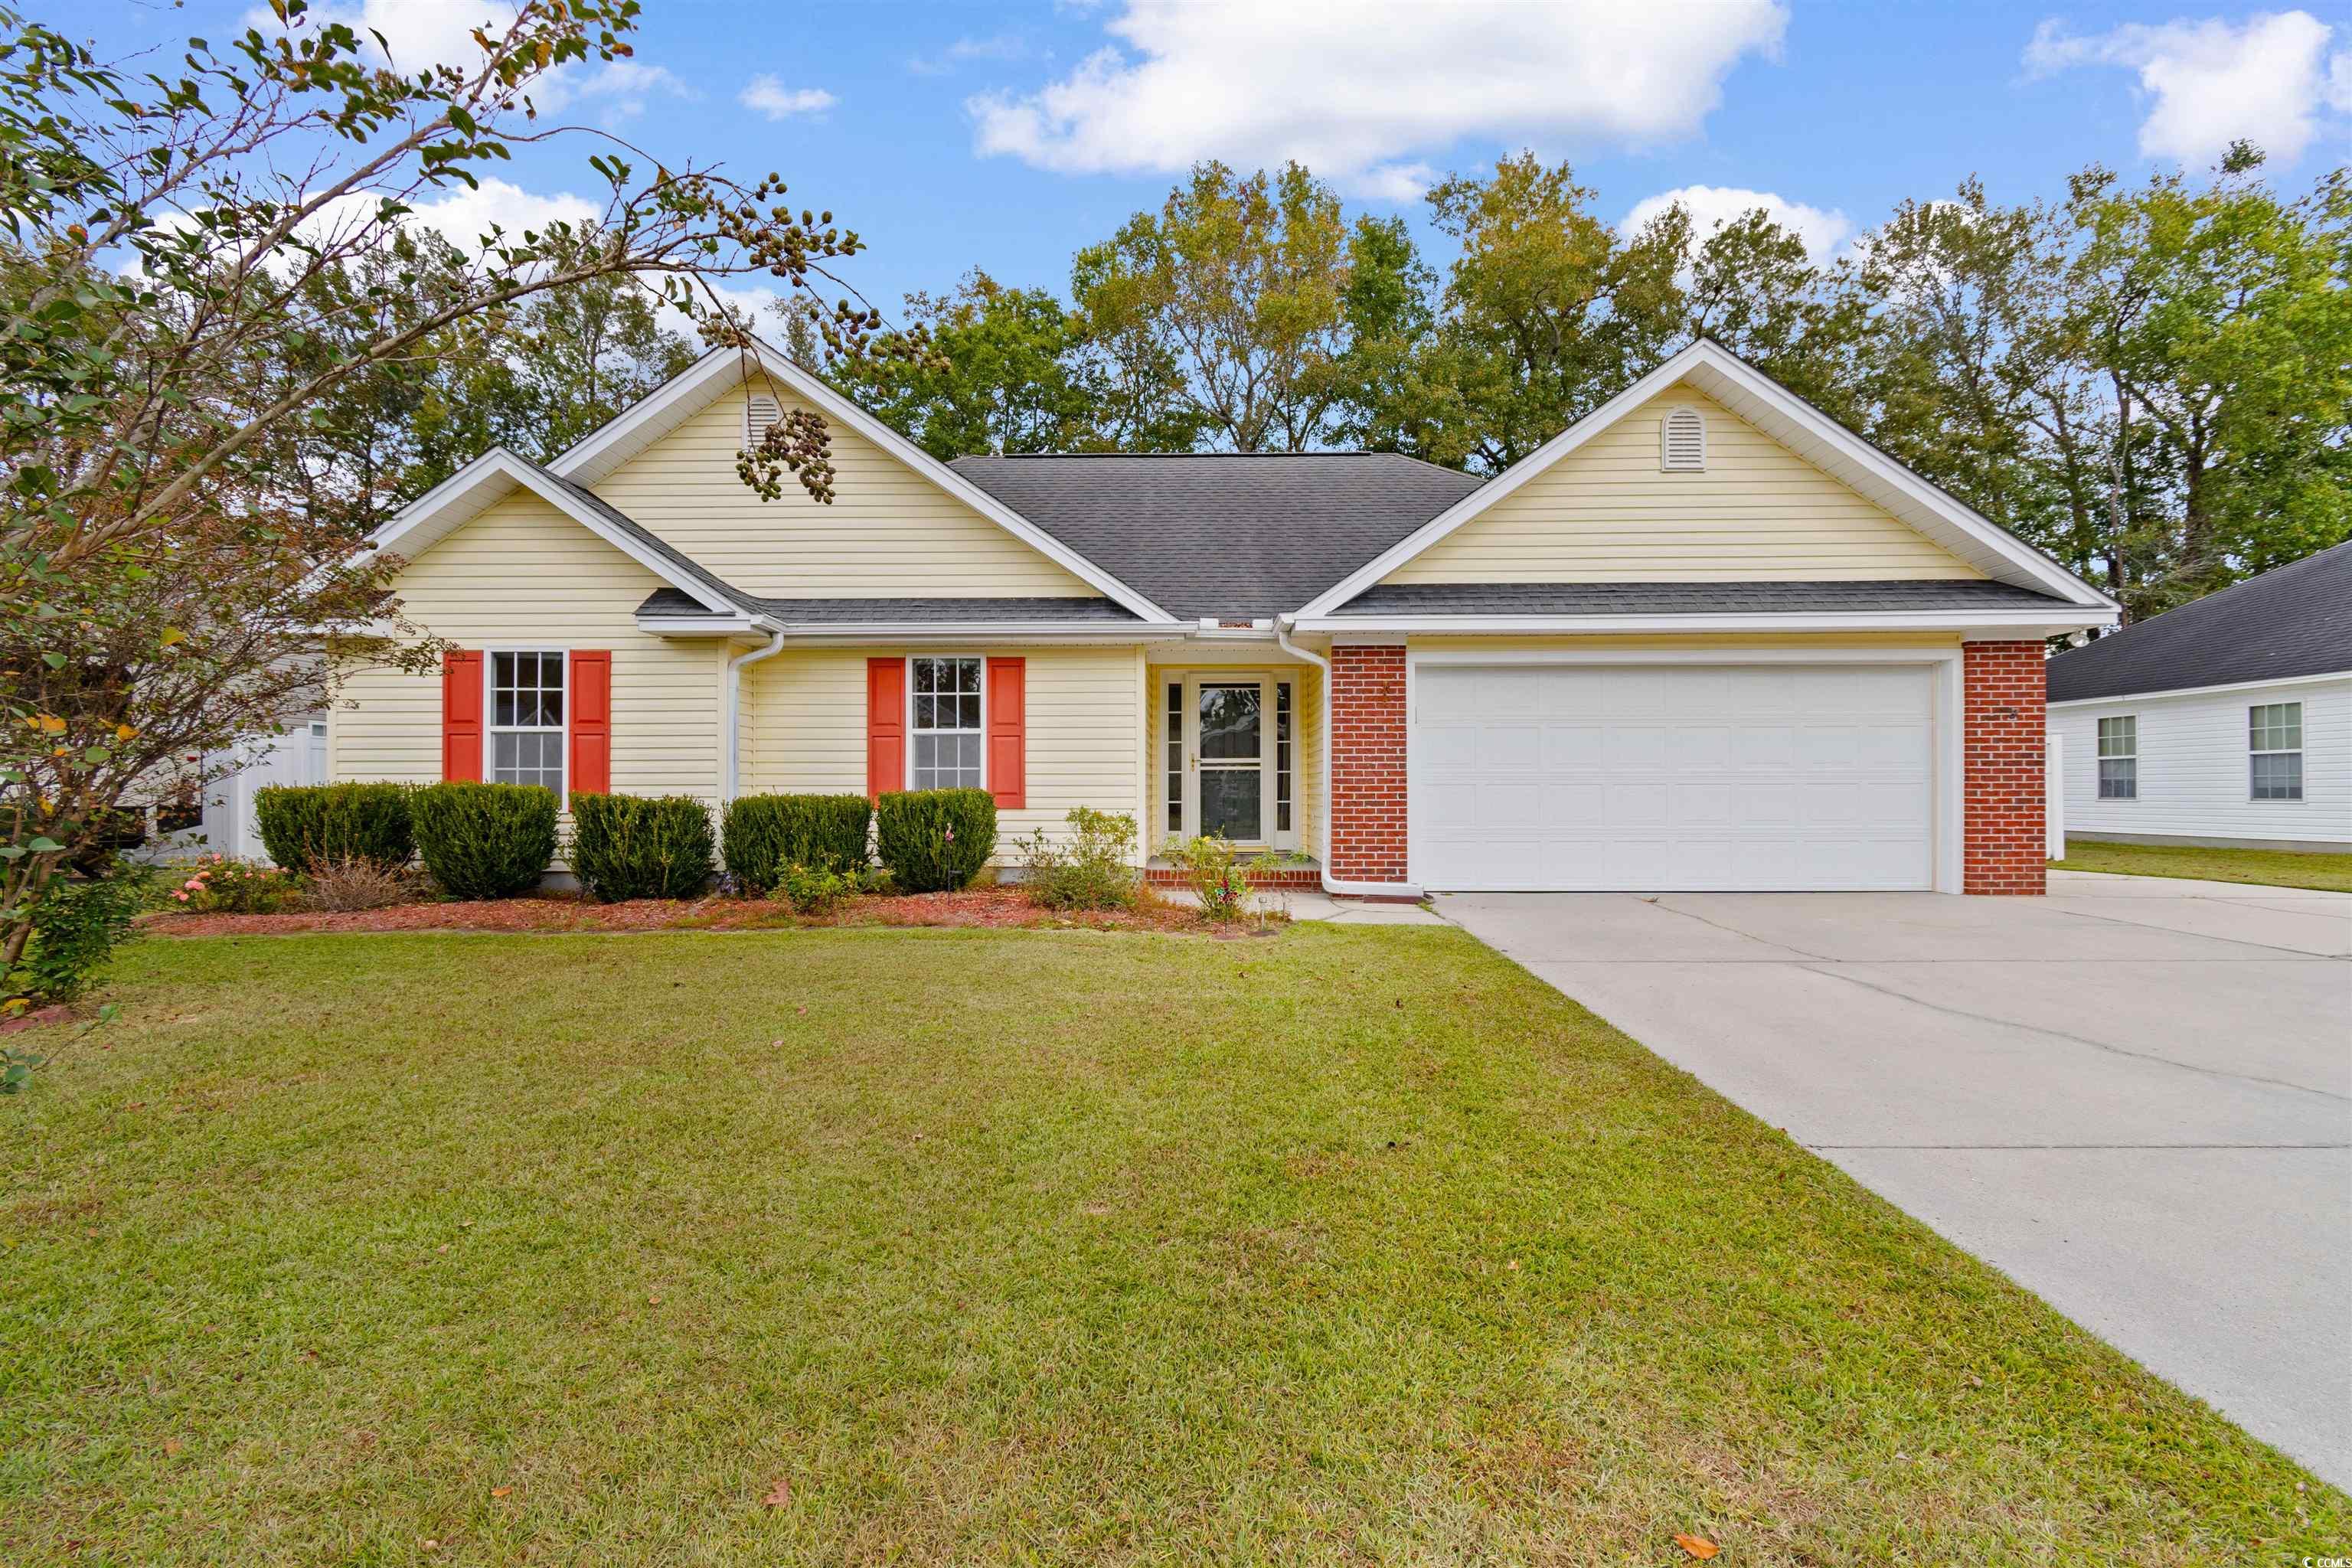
[2047,670,2351,707]
[1300,611,2106,638]
[547,343,1183,627]
[1298,340,2118,619]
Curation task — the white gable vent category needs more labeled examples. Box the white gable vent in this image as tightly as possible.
[1660,406,1707,472]
[743,390,782,447]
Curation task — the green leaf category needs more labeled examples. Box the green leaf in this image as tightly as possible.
[42,652,66,668]
[26,838,64,852]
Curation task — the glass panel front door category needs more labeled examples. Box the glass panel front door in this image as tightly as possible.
[1191,679,1268,842]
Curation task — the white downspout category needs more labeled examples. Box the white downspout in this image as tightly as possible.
[722,625,786,802]
[1276,619,1423,900]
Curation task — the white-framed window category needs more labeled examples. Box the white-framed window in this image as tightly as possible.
[1165,681,1184,834]
[1660,406,1707,471]
[490,650,566,791]
[910,655,984,791]
[2249,701,2303,802]
[2096,714,2136,800]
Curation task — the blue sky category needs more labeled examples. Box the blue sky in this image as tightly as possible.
[87,1,2352,322]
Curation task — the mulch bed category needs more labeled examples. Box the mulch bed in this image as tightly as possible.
[141,886,1267,939]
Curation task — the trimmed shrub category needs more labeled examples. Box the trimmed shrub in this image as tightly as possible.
[10,857,145,1006]
[777,862,856,915]
[874,788,995,893]
[567,792,715,902]
[721,792,871,893]
[1017,806,1141,910]
[410,782,557,900]
[253,782,413,874]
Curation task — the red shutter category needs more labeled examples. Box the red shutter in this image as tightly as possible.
[442,650,483,782]
[986,656,1026,809]
[866,657,905,800]
[569,649,612,799]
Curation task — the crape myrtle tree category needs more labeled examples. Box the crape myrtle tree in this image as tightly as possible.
[0,0,905,988]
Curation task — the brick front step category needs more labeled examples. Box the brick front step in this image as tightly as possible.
[1145,864,1321,889]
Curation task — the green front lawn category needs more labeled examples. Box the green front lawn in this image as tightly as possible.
[4,928,2338,1563]
[2055,835,2352,892]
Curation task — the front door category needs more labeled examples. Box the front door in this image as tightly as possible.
[1185,677,1270,844]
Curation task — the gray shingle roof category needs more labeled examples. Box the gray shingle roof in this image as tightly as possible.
[949,452,1484,619]
[1331,580,2075,616]
[636,589,1138,624]
[2046,541,2352,702]
[541,469,750,612]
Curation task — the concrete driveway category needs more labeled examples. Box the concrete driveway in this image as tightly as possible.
[1437,871,2352,1488]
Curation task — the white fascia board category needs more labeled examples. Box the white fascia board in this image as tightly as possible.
[2047,669,2351,707]
[368,448,737,615]
[755,623,1168,643]
[549,341,1184,628]
[636,614,773,636]
[1296,609,2113,637]
[1295,341,2115,617]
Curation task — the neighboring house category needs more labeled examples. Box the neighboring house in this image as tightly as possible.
[141,716,332,865]
[336,338,2115,896]
[2047,541,2350,853]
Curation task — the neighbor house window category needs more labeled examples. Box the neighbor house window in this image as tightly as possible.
[1165,681,1183,834]
[2249,701,2303,801]
[490,651,565,791]
[2096,714,2136,800]
[910,656,983,791]
[1275,681,1294,834]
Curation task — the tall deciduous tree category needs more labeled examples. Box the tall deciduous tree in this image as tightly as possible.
[828,271,1187,459]
[1371,155,1687,472]
[1838,155,2351,622]
[1073,161,1367,452]
[0,0,894,989]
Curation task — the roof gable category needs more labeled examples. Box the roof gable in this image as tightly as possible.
[1381,387,1983,585]
[1299,341,2116,618]
[367,449,740,612]
[547,345,1178,623]
[2047,539,2352,702]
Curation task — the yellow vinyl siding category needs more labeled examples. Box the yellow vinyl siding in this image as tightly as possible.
[1144,662,1321,854]
[588,376,1099,599]
[328,491,727,801]
[741,645,1145,857]
[1383,390,1984,584]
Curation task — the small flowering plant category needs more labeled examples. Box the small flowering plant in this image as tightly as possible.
[174,854,302,914]
[1172,833,1255,922]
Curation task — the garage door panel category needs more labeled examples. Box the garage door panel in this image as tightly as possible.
[1413,662,1936,891]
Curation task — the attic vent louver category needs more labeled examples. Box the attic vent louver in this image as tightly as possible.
[744,391,782,447]
[1660,406,1706,472]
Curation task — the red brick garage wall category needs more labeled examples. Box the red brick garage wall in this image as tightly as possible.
[1964,639,2048,895]
[1328,644,1410,884]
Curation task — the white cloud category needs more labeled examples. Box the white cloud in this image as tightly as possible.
[911,34,1032,75]
[286,0,524,75]
[1621,185,1853,265]
[570,61,695,127]
[965,0,1786,194]
[289,178,601,260]
[247,1,690,122]
[740,77,839,119]
[2023,10,2352,165]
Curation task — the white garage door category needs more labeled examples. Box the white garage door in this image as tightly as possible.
[1413,663,1936,891]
